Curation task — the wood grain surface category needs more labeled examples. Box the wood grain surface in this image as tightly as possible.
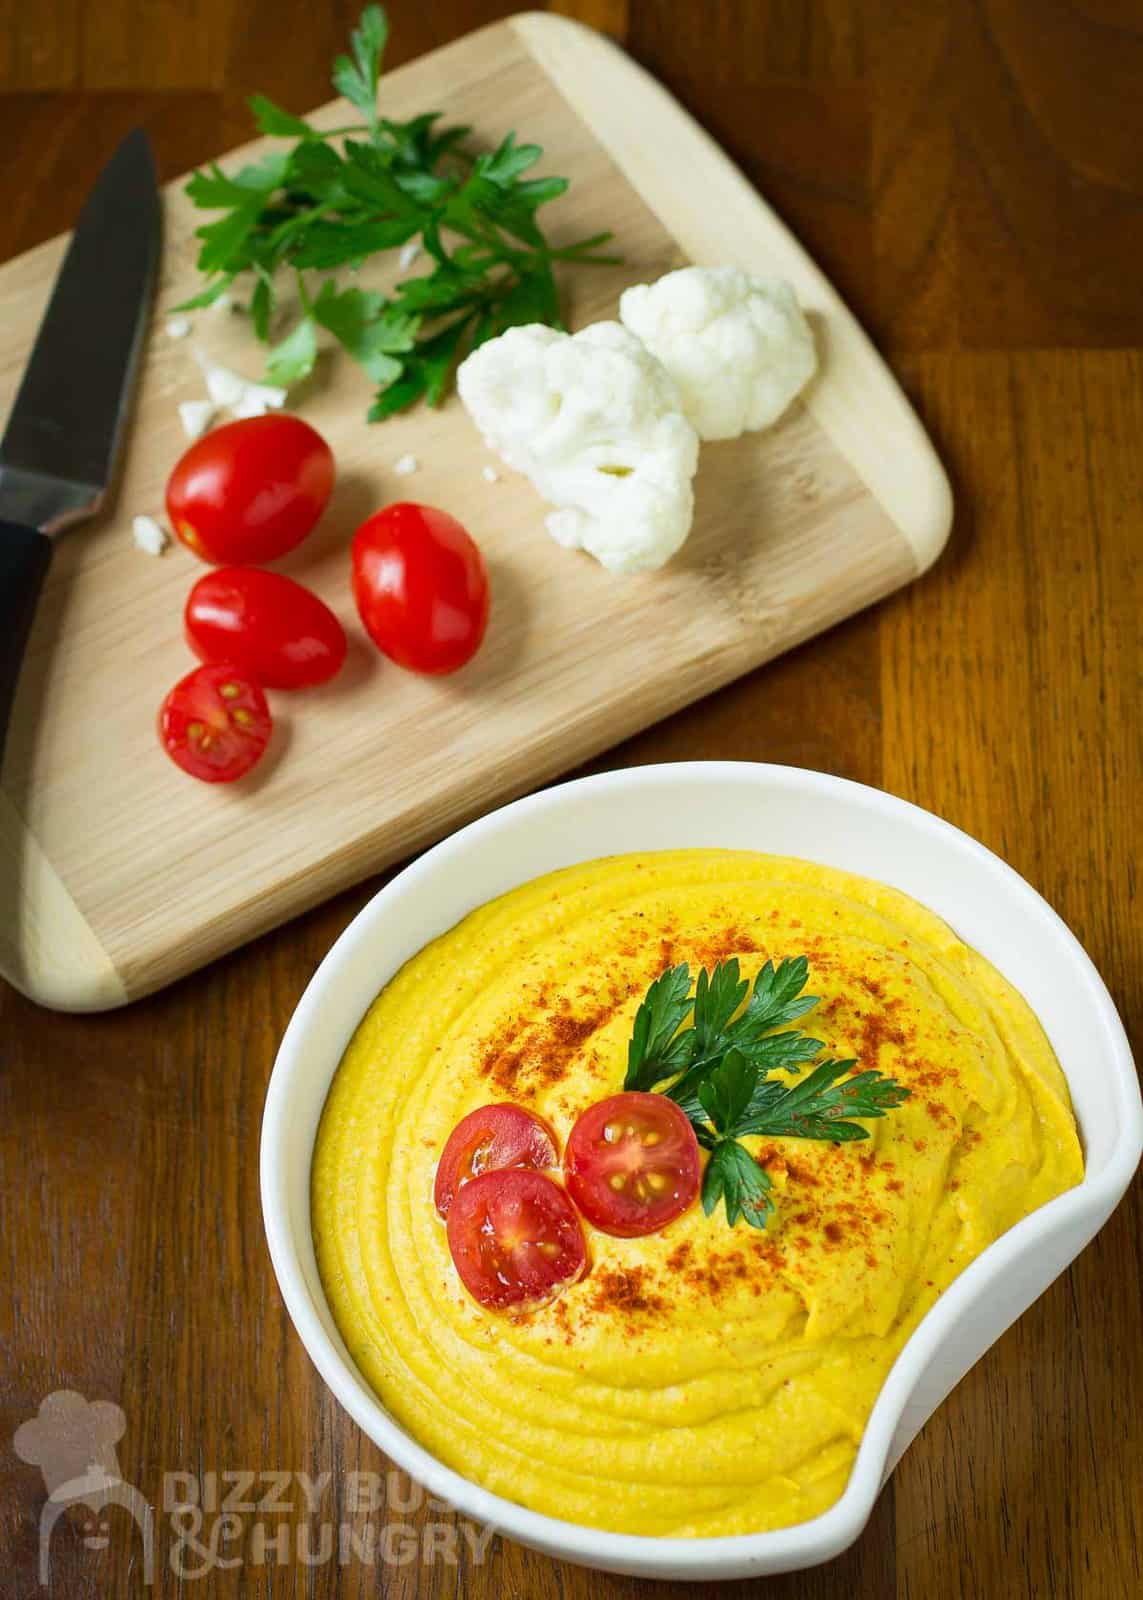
[1,2,1140,1597]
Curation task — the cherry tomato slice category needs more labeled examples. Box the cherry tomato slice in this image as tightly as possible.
[434,1104,558,1218]
[185,567,347,690]
[564,1091,701,1238]
[351,502,490,675]
[445,1169,587,1311]
[167,414,334,565]
[158,663,272,783]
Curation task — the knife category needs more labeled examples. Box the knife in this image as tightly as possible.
[0,127,161,770]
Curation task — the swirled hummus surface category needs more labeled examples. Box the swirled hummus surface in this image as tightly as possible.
[311,851,1083,1537]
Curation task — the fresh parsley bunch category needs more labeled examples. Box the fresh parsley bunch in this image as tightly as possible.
[178,5,618,419]
[625,957,910,1229]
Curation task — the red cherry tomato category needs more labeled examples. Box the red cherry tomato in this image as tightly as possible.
[158,663,272,783]
[351,502,489,675]
[185,567,346,691]
[167,415,334,565]
[446,1168,587,1311]
[564,1092,701,1238]
[434,1104,558,1218]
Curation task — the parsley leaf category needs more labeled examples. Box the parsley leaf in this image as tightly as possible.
[248,267,275,340]
[734,1058,911,1142]
[265,318,318,386]
[624,963,694,1091]
[249,94,315,140]
[332,4,388,135]
[622,956,910,1228]
[665,956,824,1116]
[695,1047,756,1134]
[692,960,750,1057]
[173,274,236,313]
[180,5,617,421]
[702,1139,774,1230]
[367,315,469,419]
[733,955,819,1035]
[312,282,417,385]
[290,217,421,270]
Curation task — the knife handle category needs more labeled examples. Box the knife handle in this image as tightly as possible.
[0,520,52,774]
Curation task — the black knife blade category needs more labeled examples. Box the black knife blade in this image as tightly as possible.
[0,127,160,770]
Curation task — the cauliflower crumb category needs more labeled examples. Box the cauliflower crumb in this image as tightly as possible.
[132,515,169,556]
[481,465,500,483]
[457,322,699,574]
[231,384,287,419]
[165,316,192,340]
[193,351,286,416]
[394,454,418,476]
[619,266,817,441]
[178,400,216,441]
[193,351,246,409]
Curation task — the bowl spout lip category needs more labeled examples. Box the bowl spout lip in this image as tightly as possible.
[261,761,1141,1579]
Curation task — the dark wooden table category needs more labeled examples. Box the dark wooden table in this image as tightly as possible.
[2,2,1140,1596]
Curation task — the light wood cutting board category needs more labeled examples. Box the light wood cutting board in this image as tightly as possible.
[0,13,951,1012]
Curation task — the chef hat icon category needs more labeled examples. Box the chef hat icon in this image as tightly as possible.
[14,1391,155,1587]
[13,1390,126,1504]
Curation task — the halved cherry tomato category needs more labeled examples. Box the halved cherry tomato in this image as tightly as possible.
[185,567,346,690]
[351,502,490,675]
[446,1169,587,1310]
[434,1104,558,1218]
[564,1091,701,1238]
[158,663,272,783]
[167,415,334,565]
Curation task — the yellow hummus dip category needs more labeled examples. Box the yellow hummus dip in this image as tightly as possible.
[312,850,1082,1537]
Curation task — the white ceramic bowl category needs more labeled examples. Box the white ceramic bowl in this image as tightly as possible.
[261,762,1140,1580]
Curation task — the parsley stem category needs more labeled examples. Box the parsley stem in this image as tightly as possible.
[262,205,327,251]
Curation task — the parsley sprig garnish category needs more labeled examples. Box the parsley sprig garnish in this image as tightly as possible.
[624,957,910,1230]
[178,5,619,419]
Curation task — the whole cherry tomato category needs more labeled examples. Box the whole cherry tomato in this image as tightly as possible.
[185,567,346,690]
[446,1169,587,1310]
[351,502,490,674]
[166,415,334,565]
[158,663,272,783]
[564,1092,701,1237]
[434,1104,558,1218]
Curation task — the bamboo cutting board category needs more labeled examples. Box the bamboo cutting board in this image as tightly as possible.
[0,13,951,1012]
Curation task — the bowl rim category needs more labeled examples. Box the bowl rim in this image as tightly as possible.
[261,761,1141,1574]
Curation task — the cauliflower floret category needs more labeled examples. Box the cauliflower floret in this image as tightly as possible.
[456,322,699,574]
[619,266,817,442]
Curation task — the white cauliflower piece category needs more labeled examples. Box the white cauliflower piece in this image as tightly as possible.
[177,400,216,441]
[457,322,699,574]
[619,266,817,441]
[193,351,287,416]
[131,514,169,556]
